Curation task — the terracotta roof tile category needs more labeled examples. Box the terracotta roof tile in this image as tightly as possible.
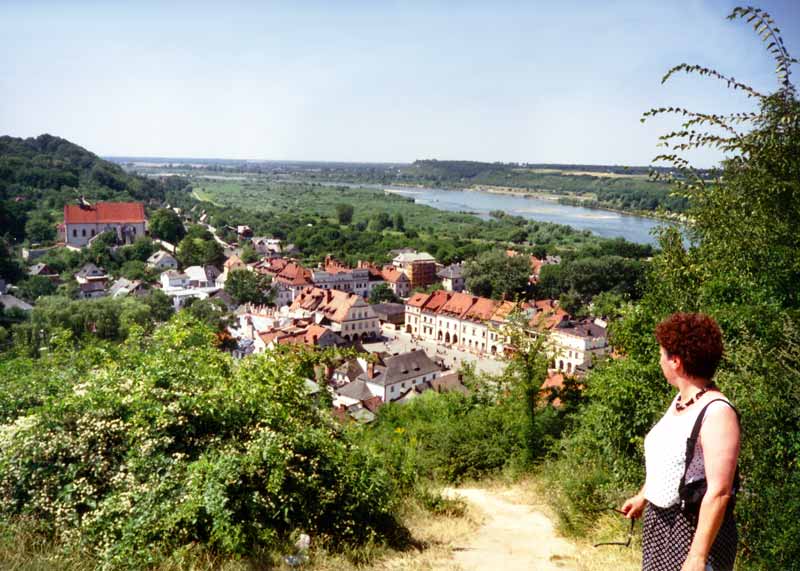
[64,202,145,224]
[438,292,476,318]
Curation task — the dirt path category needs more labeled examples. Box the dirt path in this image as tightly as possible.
[445,487,578,571]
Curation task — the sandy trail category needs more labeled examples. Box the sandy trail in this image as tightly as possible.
[445,487,578,571]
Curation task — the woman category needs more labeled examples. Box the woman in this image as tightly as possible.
[621,313,740,571]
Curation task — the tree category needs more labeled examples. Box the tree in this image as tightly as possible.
[463,250,531,300]
[17,275,57,302]
[552,9,800,570]
[177,236,224,268]
[368,283,399,304]
[335,203,354,225]
[143,289,174,322]
[368,212,392,232]
[119,260,152,281]
[537,256,644,303]
[0,239,22,282]
[148,208,186,243]
[24,214,56,244]
[393,213,405,232]
[224,269,274,306]
[240,243,258,263]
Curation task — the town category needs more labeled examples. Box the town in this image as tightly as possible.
[2,198,609,423]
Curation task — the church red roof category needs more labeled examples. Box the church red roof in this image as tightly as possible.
[64,202,146,224]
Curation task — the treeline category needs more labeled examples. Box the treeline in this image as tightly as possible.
[0,134,187,244]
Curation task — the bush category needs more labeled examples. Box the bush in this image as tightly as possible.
[0,316,401,569]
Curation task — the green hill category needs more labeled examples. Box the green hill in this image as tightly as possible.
[0,134,181,243]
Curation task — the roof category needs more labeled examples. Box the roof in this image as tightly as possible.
[290,287,365,323]
[336,379,375,401]
[0,294,33,311]
[381,266,409,283]
[185,265,221,282]
[437,263,464,279]
[421,290,452,313]
[28,263,58,276]
[371,303,406,318]
[438,292,477,318]
[75,263,107,278]
[393,252,436,263]
[555,319,608,339]
[360,350,442,387]
[224,255,244,269]
[147,251,176,263]
[490,300,517,323]
[405,292,429,308]
[64,202,146,225]
[463,296,499,322]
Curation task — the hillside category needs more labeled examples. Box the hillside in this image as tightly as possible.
[0,134,183,244]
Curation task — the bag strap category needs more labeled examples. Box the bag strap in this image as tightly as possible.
[680,398,741,493]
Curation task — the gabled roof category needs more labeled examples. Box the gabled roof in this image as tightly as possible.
[463,296,499,322]
[64,202,145,224]
[75,263,107,278]
[359,350,442,387]
[185,265,221,282]
[147,250,176,264]
[336,379,375,401]
[224,254,244,269]
[405,292,429,308]
[490,300,517,323]
[437,263,464,279]
[420,290,452,313]
[438,292,477,318]
[381,266,409,284]
[290,287,365,323]
[28,263,57,276]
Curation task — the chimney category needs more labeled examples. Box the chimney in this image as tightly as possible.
[367,361,375,379]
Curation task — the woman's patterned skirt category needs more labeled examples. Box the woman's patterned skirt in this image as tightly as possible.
[642,503,737,571]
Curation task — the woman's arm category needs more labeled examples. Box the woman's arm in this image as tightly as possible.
[682,403,740,571]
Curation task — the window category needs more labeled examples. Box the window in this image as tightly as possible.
[91,229,96,237]
[72,229,77,237]
[82,229,86,237]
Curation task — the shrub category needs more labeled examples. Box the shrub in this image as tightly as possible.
[0,315,400,569]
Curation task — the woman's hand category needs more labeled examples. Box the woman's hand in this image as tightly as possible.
[620,493,647,519]
[681,552,708,571]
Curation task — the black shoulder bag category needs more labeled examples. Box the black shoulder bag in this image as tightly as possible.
[678,398,741,525]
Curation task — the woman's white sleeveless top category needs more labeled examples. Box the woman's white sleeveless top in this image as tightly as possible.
[643,397,730,508]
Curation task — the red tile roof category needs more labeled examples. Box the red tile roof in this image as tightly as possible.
[381,266,408,284]
[290,287,363,323]
[421,290,452,313]
[64,202,145,224]
[405,292,429,308]
[438,292,476,318]
[463,296,499,322]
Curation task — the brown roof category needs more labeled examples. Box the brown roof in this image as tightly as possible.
[290,286,362,323]
[381,266,408,284]
[405,292,429,308]
[224,255,244,269]
[438,292,477,318]
[274,262,313,286]
[421,290,452,313]
[463,296,499,322]
[64,202,145,224]
[490,300,517,323]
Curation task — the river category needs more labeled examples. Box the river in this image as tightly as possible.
[379,185,673,246]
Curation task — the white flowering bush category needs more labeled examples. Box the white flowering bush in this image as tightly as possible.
[0,314,397,569]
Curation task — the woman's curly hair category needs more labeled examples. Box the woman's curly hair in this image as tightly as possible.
[655,312,724,380]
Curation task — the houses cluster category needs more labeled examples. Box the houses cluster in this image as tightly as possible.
[405,291,609,375]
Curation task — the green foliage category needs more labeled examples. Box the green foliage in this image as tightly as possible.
[368,283,399,304]
[0,316,400,569]
[148,208,186,244]
[335,203,354,225]
[16,275,57,302]
[463,250,531,300]
[0,239,23,282]
[223,269,273,306]
[24,213,56,244]
[537,256,645,304]
[176,235,224,268]
[549,8,800,569]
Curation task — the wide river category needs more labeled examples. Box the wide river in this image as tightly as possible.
[378,185,673,246]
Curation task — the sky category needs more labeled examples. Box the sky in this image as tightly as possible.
[1,0,799,167]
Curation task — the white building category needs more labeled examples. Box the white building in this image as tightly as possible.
[62,201,147,248]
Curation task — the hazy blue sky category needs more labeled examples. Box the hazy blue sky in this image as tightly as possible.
[2,1,798,166]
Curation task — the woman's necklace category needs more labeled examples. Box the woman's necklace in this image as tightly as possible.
[675,384,717,412]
